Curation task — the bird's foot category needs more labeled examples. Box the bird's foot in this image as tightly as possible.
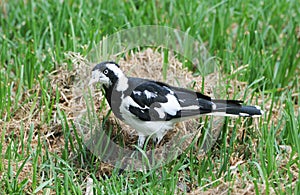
[137,134,146,148]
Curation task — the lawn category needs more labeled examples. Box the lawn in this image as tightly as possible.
[0,0,299,194]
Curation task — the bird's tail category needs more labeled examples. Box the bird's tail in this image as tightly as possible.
[210,100,264,117]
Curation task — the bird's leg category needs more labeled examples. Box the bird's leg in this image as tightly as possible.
[138,134,146,148]
[152,131,165,146]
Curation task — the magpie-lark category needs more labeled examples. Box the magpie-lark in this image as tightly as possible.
[89,61,263,147]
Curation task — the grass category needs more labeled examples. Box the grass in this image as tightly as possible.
[0,0,299,194]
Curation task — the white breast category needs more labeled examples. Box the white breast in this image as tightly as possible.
[119,96,174,136]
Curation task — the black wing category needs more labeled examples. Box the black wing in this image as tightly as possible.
[128,81,182,121]
[127,79,217,121]
[169,84,213,110]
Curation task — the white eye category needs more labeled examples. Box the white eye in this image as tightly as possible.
[103,69,108,75]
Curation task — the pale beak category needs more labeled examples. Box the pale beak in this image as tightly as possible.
[88,77,98,86]
[89,71,110,86]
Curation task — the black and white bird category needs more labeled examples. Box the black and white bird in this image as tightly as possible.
[89,61,263,147]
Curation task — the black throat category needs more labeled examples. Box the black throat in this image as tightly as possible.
[103,83,124,120]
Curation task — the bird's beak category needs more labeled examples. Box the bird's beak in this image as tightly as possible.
[89,70,110,86]
[88,77,98,86]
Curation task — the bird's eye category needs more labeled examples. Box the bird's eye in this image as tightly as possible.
[103,69,109,75]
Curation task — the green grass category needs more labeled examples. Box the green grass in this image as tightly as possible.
[0,0,299,194]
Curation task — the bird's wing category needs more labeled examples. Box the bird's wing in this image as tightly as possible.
[126,79,218,121]
[128,81,182,121]
[168,84,216,117]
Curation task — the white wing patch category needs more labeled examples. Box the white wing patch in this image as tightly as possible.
[144,90,158,99]
[179,99,185,103]
[122,96,143,110]
[181,105,199,110]
[154,107,166,119]
[133,91,142,95]
[159,94,181,116]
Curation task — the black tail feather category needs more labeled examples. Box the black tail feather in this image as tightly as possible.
[211,99,263,117]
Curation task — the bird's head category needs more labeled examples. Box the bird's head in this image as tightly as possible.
[89,61,124,87]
